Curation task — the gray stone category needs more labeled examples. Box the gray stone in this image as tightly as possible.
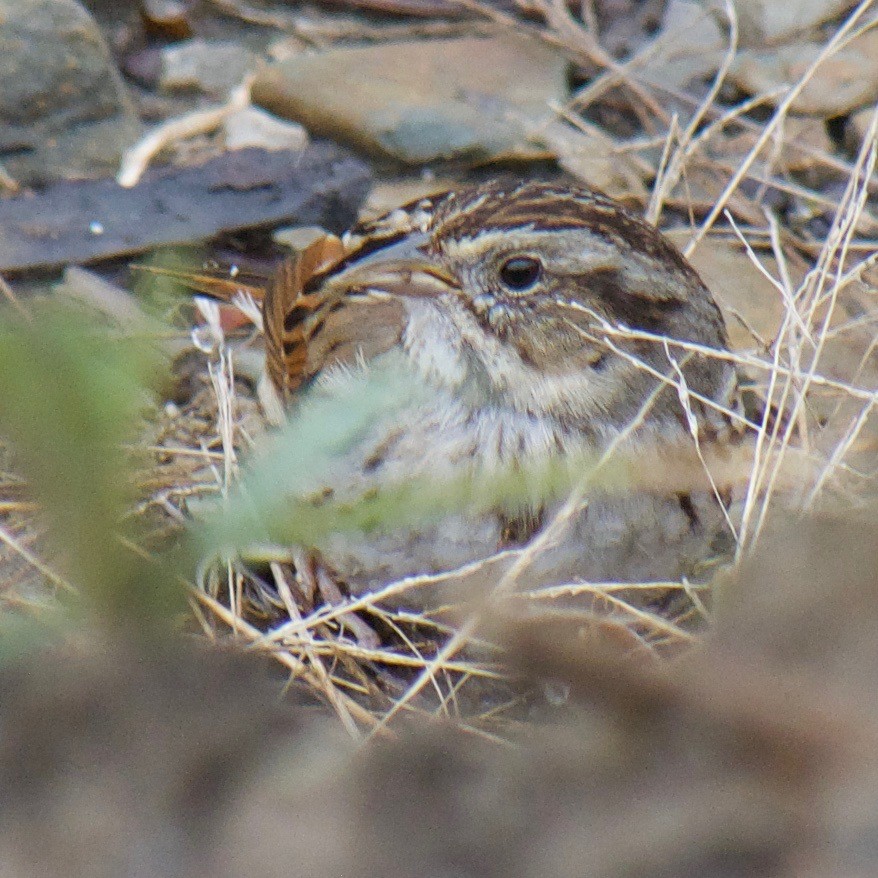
[731,0,859,46]
[0,0,142,185]
[223,106,308,153]
[637,0,727,92]
[159,38,259,97]
[731,28,878,117]
[846,107,878,152]
[251,32,569,164]
[0,144,371,274]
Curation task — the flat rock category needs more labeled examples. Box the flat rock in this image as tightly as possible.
[845,106,878,151]
[777,116,836,176]
[710,116,837,183]
[160,38,259,97]
[668,230,878,432]
[0,0,142,185]
[537,120,647,200]
[358,178,460,222]
[0,143,371,275]
[637,0,727,92]
[272,225,328,253]
[665,231,793,352]
[731,29,878,116]
[223,107,309,152]
[732,0,859,46]
[251,32,569,164]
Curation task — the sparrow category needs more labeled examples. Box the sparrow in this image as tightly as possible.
[162,179,740,621]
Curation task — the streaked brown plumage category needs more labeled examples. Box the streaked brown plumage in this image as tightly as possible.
[164,179,741,618]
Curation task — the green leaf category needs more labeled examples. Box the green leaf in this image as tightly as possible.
[0,301,179,626]
[196,361,613,559]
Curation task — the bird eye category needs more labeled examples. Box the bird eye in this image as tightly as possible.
[499,256,542,291]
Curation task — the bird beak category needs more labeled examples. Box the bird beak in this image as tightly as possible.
[320,233,459,296]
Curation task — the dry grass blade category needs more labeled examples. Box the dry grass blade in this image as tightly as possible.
[0,521,72,595]
[646,0,739,226]
[684,0,878,255]
[370,371,694,733]
[115,1,878,735]
[191,587,374,736]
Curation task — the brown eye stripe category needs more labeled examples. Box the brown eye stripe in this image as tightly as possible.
[429,181,700,275]
[585,272,686,332]
[236,178,731,408]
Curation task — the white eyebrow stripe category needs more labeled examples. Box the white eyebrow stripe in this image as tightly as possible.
[440,230,627,275]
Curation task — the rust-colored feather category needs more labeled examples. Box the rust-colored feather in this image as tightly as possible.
[263,234,408,403]
[136,231,412,410]
[262,234,347,402]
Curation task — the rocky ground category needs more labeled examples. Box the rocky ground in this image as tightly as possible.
[0,1,877,875]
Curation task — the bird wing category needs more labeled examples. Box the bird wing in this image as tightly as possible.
[261,235,406,404]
